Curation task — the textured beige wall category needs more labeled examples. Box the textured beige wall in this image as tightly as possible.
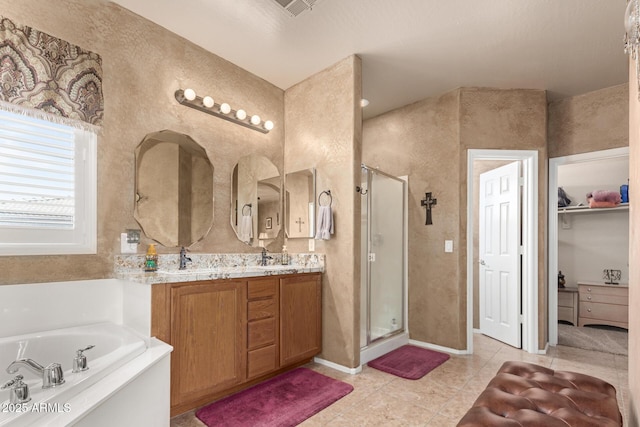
[364,91,462,349]
[549,84,629,158]
[364,88,547,351]
[0,0,285,285]
[284,56,362,368]
[459,88,548,349]
[628,62,639,426]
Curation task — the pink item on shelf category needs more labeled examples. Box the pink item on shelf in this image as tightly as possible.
[588,199,618,208]
[586,190,621,204]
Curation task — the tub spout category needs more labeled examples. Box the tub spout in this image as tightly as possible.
[6,358,65,389]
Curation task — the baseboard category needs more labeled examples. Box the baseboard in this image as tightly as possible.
[409,339,470,355]
[313,357,362,375]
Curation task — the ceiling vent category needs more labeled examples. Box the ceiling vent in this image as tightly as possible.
[272,0,322,17]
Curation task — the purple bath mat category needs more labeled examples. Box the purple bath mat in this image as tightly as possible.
[195,367,353,427]
[368,345,450,380]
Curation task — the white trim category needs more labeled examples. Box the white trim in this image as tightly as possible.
[467,149,539,354]
[547,147,629,346]
[408,339,469,355]
[313,357,362,375]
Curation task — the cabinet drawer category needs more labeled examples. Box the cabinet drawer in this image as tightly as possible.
[248,345,276,379]
[558,291,574,307]
[248,318,275,349]
[579,285,628,298]
[248,299,275,321]
[579,302,628,323]
[248,279,277,300]
[579,292,627,305]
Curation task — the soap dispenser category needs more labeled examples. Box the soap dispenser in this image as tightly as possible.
[281,245,289,265]
[145,244,158,272]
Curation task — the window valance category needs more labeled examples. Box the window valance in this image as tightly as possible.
[0,16,103,130]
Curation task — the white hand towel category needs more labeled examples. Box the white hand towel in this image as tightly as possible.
[239,215,253,244]
[315,205,334,240]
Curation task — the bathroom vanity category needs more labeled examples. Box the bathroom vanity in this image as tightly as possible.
[150,271,322,416]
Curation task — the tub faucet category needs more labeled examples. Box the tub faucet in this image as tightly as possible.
[179,246,192,270]
[261,248,272,266]
[6,358,65,389]
[1,374,30,404]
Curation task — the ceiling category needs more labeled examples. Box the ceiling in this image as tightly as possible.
[111,0,629,119]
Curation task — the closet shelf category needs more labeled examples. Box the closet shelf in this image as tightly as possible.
[558,203,629,214]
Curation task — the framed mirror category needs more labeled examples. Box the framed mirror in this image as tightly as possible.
[134,130,214,247]
[285,168,315,238]
[231,154,281,247]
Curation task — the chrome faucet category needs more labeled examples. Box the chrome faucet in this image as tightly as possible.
[7,359,65,389]
[179,246,192,270]
[261,248,272,266]
[1,375,30,404]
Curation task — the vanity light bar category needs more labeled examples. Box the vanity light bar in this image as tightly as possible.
[175,89,274,134]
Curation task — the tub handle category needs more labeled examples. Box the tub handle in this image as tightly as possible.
[1,374,31,404]
[73,345,95,373]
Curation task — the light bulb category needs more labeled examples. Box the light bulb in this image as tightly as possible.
[236,109,247,120]
[202,96,214,108]
[183,88,196,101]
[220,103,231,114]
[250,115,261,125]
[264,120,274,131]
[360,98,370,107]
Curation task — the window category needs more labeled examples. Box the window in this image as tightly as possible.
[0,110,97,255]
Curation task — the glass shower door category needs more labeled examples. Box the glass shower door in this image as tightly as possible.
[365,168,405,344]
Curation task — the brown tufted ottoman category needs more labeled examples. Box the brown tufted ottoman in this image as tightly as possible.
[457,361,622,426]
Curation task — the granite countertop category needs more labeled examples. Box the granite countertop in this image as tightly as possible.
[114,252,325,285]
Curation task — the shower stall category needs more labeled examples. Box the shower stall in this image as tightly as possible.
[359,164,408,364]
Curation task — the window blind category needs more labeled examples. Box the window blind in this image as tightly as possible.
[0,109,75,229]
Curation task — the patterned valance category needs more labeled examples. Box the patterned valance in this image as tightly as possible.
[0,16,103,129]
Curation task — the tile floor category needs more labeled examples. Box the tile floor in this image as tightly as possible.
[170,333,629,427]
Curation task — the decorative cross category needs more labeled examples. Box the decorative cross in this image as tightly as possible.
[295,217,305,232]
[420,192,437,225]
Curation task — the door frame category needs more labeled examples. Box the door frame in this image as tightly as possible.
[547,146,629,345]
[467,149,538,354]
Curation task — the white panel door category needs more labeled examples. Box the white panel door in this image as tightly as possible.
[479,161,521,348]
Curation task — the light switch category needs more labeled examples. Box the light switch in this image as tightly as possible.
[444,240,454,253]
[121,233,138,254]
[308,238,315,252]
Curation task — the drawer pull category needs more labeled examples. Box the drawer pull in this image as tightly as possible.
[587,296,591,300]
[587,288,592,292]
[587,308,592,312]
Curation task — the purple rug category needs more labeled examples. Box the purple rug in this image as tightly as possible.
[195,367,353,426]
[368,345,450,380]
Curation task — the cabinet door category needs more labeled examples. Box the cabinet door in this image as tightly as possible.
[280,274,322,366]
[170,280,246,408]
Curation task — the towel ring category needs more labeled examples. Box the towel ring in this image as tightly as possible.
[318,190,332,207]
[242,203,252,216]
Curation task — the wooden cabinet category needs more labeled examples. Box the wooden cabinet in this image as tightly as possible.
[558,287,578,326]
[280,274,322,366]
[153,280,246,415]
[578,282,628,329]
[152,272,322,416]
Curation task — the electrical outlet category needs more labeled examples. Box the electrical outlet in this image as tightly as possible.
[120,233,137,254]
[445,240,453,253]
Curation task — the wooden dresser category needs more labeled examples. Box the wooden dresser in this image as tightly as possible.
[577,282,628,329]
[557,287,578,326]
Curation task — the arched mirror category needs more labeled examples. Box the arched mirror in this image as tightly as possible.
[231,154,281,247]
[134,130,214,247]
